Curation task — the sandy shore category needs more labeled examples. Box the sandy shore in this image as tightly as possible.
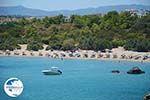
[0,44,150,62]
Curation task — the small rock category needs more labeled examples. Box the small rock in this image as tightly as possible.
[111,70,120,74]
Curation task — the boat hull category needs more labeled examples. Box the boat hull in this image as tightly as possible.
[42,70,62,75]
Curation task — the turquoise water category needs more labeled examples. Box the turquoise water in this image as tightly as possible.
[0,57,150,100]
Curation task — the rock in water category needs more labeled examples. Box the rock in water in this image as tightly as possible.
[111,70,120,74]
[144,94,150,100]
[127,67,145,74]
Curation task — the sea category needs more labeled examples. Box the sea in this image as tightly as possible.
[0,56,150,100]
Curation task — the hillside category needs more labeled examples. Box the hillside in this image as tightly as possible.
[0,5,150,16]
[0,11,150,52]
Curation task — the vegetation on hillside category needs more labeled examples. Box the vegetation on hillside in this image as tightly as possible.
[0,11,150,52]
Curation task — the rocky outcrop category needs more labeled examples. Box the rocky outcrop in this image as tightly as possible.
[127,67,145,74]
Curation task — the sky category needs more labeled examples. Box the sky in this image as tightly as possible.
[0,0,150,11]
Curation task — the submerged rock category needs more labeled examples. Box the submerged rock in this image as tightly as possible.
[144,94,150,100]
[127,67,145,74]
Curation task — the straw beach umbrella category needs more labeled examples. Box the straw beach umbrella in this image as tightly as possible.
[134,55,142,60]
[83,53,88,58]
[53,53,59,58]
[45,53,50,57]
[30,51,34,56]
[5,50,10,55]
[39,52,43,56]
[113,54,117,58]
[128,54,133,59]
[91,54,96,58]
[0,51,3,55]
[22,51,26,56]
[14,50,19,55]
[60,53,66,57]
[105,49,112,53]
[105,53,110,58]
[68,53,74,57]
[75,53,81,58]
[143,55,149,60]
[97,53,103,58]
[121,54,126,59]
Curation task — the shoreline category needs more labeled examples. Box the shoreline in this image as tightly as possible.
[0,54,149,63]
[0,45,150,63]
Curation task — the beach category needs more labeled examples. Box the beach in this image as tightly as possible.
[0,44,149,62]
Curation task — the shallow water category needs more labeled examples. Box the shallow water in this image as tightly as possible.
[0,57,150,100]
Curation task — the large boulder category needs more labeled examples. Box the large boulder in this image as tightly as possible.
[127,67,145,74]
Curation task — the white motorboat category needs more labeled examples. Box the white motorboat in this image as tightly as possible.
[42,67,62,75]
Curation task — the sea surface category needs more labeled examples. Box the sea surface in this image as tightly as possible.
[0,56,150,100]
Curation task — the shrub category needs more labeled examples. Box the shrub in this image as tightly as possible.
[124,39,150,52]
[27,41,43,51]
[94,39,112,51]
[62,39,76,51]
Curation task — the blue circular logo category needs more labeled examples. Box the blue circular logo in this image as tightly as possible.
[4,78,24,97]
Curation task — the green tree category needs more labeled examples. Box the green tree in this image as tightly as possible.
[27,41,43,51]
[62,39,76,50]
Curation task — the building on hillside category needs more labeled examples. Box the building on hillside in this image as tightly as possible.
[125,9,149,17]
[64,16,71,22]
[0,16,22,24]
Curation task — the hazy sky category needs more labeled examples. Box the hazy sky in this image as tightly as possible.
[0,0,150,11]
